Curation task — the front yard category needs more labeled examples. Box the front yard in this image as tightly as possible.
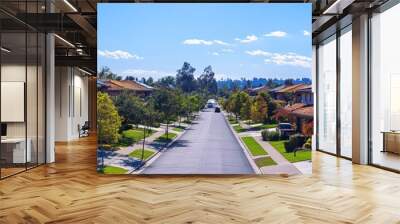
[268,140,311,163]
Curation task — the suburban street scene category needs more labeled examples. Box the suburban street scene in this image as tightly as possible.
[97,4,312,175]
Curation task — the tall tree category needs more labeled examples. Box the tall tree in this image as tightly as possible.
[250,94,268,123]
[176,62,197,92]
[152,89,179,141]
[113,91,145,128]
[97,92,121,144]
[198,65,218,95]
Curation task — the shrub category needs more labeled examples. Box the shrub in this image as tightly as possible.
[303,137,312,149]
[284,140,296,153]
[120,123,133,131]
[262,130,280,141]
[284,134,307,153]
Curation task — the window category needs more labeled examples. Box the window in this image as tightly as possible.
[370,3,400,171]
[317,35,337,154]
[339,26,352,158]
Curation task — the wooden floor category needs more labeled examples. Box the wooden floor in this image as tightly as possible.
[1,136,400,223]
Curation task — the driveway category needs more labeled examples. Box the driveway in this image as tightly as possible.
[142,109,254,174]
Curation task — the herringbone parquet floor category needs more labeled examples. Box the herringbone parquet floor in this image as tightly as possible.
[1,136,400,224]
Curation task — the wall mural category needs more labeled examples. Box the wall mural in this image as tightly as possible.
[96,3,313,175]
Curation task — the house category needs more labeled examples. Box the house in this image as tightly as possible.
[268,85,287,99]
[293,85,313,105]
[274,84,309,102]
[289,106,314,136]
[247,85,269,96]
[98,79,154,97]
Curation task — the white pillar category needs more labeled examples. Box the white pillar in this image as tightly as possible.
[312,45,317,151]
[46,32,55,163]
[352,14,369,164]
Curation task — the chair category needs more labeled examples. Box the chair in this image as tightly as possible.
[79,121,90,138]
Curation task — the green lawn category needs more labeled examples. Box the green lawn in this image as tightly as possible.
[155,132,178,143]
[102,166,128,174]
[268,140,311,163]
[255,157,277,168]
[233,124,247,133]
[128,149,155,160]
[241,136,268,156]
[123,128,154,141]
[172,127,184,132]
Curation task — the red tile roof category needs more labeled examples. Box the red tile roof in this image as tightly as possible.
[105,80,153,92]
[283,103,306,112]
[291,106,314,118]
[276,84,308,93]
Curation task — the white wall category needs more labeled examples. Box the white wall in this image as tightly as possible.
[55,67,89,141]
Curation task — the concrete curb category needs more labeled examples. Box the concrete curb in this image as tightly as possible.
[223,113,262,175]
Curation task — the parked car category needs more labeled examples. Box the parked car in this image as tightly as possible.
[276,123,295,139]
[214,107,221,113]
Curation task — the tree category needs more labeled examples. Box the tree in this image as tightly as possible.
[156,76,176,88]
[284,78,294,86]
[125,76,137,81]
[152,88,179,141]
[240,93,251,121]
[176,62,197,92]
[228,91,251,121]
[98,66,122,80]
[198,66,218,95]
[97,92,121,145]
[140,102,160,163]
[250,94,268,123]
[114,91,145,128]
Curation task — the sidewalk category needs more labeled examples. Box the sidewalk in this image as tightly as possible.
[253,136,302,175]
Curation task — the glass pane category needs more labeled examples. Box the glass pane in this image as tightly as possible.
[27,31,38,169]
[317,35,337,154]
[371,4,400,171]
[340,28,352,158]
[1,30,27,177]
[38,32,45,165]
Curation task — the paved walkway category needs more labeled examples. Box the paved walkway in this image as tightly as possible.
[142,109,254,174]
[253,136,302,175]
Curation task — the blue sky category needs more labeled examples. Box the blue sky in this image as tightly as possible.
[98,3,311,80]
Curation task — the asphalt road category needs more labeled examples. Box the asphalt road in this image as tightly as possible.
[143,108,254,174]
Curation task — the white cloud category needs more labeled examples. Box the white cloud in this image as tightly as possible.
[213,40,230,46]
[245,49,271,56]
[265,52,311,68]
[183,39,230,46]
[211,52,220,56]
[222,48,234,53]
[246,50,311,68]
[303,30,311,36]
[98,50,142,60]
[264,31,287,37]
[121,69,174,80]
[235,35,258,43]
